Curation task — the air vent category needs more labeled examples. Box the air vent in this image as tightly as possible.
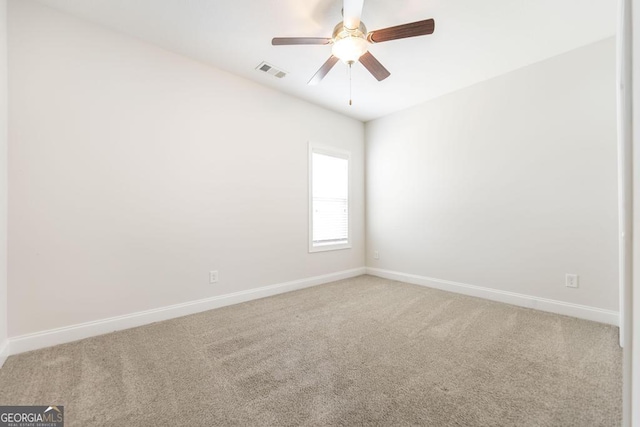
[256,61,287,79]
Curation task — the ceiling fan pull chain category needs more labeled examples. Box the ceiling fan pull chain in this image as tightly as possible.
[349,62,353,106]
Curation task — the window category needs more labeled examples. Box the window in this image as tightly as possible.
[309,143,351,252]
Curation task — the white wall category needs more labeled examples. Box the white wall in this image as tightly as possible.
[618,0,633,424]
[366,38,618,312]
[8,1,365,337]
[0,0,7,364]
[630,0,640,423]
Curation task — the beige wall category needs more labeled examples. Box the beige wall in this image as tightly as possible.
[8,1,365,337]
[366,38,618,311]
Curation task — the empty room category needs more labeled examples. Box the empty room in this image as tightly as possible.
[0,0,639,426]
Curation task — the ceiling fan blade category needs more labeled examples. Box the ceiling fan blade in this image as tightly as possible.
[308,56,340,85]
[359,51,390,81]
[343,0,364,30]
[367,19,435,44]
[272,37,332,46]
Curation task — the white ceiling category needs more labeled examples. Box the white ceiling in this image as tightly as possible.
[36,0,617,122]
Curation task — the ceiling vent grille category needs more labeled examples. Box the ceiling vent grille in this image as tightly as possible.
[256,61,287,79]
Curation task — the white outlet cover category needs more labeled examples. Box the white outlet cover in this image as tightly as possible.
[565,274,579,288]
[209,271,219,284]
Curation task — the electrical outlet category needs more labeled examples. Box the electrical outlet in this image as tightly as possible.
[565,274,578,288]
[373,250,379,260]
[209,270,219,284]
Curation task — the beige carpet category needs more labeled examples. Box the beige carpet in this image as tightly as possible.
[0,275,621,426]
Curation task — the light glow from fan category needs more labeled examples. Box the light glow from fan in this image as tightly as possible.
[332,36,368,64]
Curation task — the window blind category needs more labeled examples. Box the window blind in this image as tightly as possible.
[312,152,349,246]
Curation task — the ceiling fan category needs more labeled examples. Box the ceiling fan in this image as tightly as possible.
[271,0,435,86]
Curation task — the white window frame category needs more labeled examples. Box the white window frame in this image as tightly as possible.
[308,142,352,253]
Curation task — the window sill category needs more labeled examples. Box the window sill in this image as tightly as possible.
[309,243,352,253]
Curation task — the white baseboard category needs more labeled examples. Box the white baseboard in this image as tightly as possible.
[9,267,366,356]
[366,268,619,326]
[0,340,8,368]
[6,266,617,357]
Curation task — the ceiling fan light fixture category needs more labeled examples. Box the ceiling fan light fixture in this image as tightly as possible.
[332,36,368,64]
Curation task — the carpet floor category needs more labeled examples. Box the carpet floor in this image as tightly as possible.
[0,275,621,426]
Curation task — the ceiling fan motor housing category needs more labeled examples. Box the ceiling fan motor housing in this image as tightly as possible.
[331,22,369,64]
